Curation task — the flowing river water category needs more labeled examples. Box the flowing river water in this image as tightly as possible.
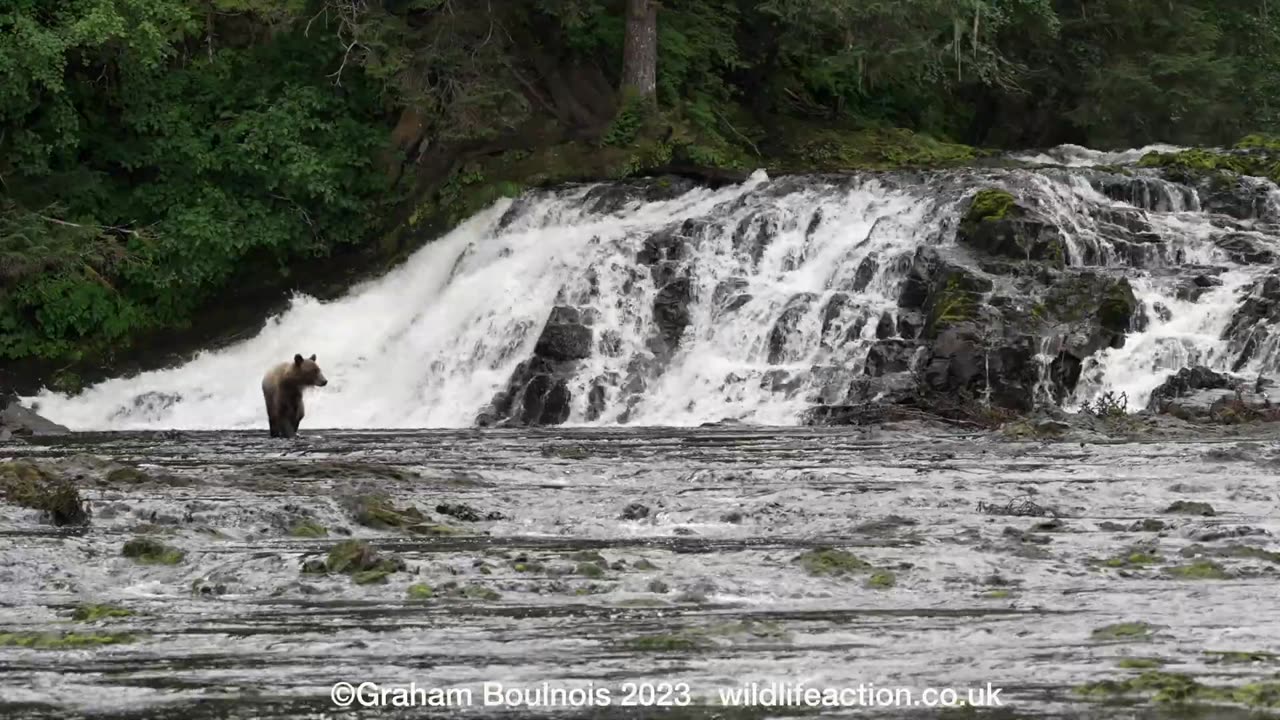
[4,426,1280,719]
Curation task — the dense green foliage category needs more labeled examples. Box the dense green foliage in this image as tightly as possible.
[4,0,1280,378]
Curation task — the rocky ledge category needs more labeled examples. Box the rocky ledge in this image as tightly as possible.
[0,389,69,442]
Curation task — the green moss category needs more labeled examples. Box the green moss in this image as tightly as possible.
[575,562,605,578]
[1077,670,1280,709]
[780,124,976,172]
[1091,547,1160,570]
[1205,650,1278,665]
[288,520,328,538]
[1235,133,1280,151]
[406,583,433,600]
[928,271,989,331]
[981,589,1013,599]
[794,548,874,577]
[1117,657,1165,669]
[104,466,151,484]
[1180,543,1280,564]
[121,537,185,565]
[1167,560,1232,580]
[321,539,406,584]
[625,633,709,652]
[0,631,137,649]
[1139,146,1280,186]
[71,604,132,622]
[1092,622,1155,641]
[351,495,427,530]
[865,570,896,589]
[966,189,1016,224]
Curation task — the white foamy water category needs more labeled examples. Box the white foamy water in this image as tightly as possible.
[23,155,1280,430]
[1009,143,1188,168]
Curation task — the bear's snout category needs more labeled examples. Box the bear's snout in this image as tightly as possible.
[316,377,328,387]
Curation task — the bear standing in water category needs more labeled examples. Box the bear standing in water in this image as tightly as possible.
[262,354,328,438]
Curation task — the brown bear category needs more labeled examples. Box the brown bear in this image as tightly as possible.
[261,354,328,438]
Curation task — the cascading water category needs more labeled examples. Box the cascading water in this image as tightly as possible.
[22,147,1280,430]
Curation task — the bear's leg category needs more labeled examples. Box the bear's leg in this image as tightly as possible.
[264,387,281,438]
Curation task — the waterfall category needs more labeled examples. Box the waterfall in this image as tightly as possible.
[23,149,1280,430]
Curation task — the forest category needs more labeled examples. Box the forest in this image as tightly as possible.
[3,0,1279,389]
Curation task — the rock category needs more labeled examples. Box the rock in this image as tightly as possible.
[1146,366,1241,416]
[0,397,70,437]
[1214,233,1277,265]
[768,293,817,364]
[620,502,650,520]
[863,340,916,377]
[0,460,89,526]
[956,189,1068,268]
[534,306,592,361]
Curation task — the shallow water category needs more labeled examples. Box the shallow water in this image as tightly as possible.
[3,427,1280,719]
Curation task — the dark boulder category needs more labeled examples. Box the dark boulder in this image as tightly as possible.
[1,396,70,438]
[863,340,916,377]
[534,306,593,361]
[1146,366,1238,414]
[1223,271,1280,370]
[956,189,1068,268]
[767,293,817,364]
[1214,233,1277,265]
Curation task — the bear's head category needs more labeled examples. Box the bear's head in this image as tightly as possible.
[291,353,328,387]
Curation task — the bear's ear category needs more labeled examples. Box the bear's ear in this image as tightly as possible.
[308,354,316,361]
[294,353,304,366]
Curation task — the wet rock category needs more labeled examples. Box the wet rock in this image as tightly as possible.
[863,340,915,377]
[1163,500,1216,517]
[479,357,574,426]
[1148,366,1238,413]
[0,461,89,526]
[0,397,70,437]
[652,278,693,355]
[436,502,505,522]
[768,293,817,364]
[620,502,650,520]
[956,189,1068,268]
[315,540,407,585]
[122,537,184,565]
[533,306,593,361]
[1214,233,1277,265]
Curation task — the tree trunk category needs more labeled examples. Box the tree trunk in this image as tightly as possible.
[622,0,658,100]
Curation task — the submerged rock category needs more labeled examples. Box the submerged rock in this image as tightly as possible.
[0,460,89,526]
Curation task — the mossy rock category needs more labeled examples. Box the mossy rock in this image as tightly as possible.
[349,495,428,530]
[1077,670,1280,709]
[437,582,501,601]
[406,583,433,600]
[625,632,710,652]
[865,570,896,589]
[964,189,1017,225]
[0,631,137,649]
[1092,622,1156,641]
[104,466,152,485]
[794,548,874,577]
[324,539,405,577]
[1163,500,1216,516]
[121,537,184,565]
[1167,560,1232,580]
[1205,650,1279,665]
[1117,657,1165,669]
[288,520,328,538]
[0,460,89,526]
[71,604,133,622]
